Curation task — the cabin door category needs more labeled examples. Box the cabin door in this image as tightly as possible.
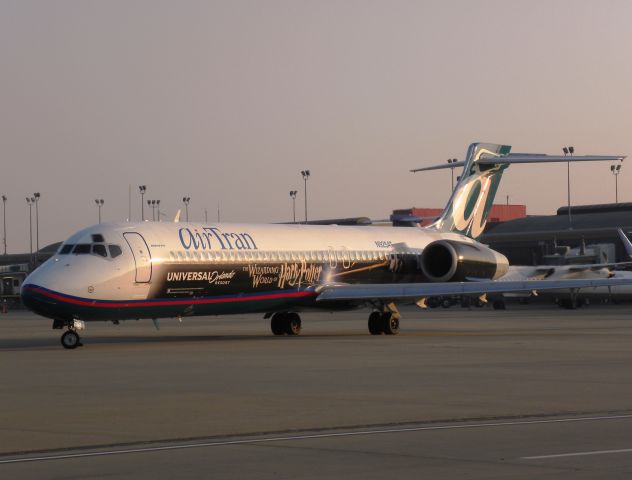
[124,232,152,283]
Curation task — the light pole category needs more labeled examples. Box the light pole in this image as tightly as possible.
[183,197,191,222]
[562,146,574,229]
[26,197,34,266]
[1,195,6,255]
[139,185,147,221]
[95,199,104,223]
[611,164,622,204]
[301,170,310,223]
[148,200,160,221]
[33,192,40,260]
[204,208,208,223]
[289,190,297,223]
[447,158,458,192]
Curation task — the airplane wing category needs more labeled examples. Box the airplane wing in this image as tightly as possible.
[315,278,632,302]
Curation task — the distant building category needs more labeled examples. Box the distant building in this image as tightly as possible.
[0,242,61,269]
[392,204,527,227]
[481,203,632,265]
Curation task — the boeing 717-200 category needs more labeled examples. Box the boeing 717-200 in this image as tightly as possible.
[21,142,631,348]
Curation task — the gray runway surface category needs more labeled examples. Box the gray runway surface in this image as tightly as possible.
[2,305,632,478]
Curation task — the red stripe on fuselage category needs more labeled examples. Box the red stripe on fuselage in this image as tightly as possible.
[25,285,315,309]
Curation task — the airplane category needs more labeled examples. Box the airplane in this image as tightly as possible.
[488,229,632,309]
[21,142,631,349]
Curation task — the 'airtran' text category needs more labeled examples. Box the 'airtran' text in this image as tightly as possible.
[179,227,258,251]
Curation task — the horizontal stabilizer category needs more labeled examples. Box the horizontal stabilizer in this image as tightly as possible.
[316,277,632,302]
[411,154,625,172]
[478,154,626,165]
[410,161,465,172]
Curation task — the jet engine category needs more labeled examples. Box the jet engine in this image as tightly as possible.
[420,240,509,282]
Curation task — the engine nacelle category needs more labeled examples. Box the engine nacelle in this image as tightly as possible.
[420,240,509,282]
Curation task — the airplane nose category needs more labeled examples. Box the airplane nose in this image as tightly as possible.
[21,269,63,320]
[21,282,43,315]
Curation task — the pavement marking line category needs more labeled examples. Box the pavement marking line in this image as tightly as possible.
[524,448,632,460]
[2,414,632,465]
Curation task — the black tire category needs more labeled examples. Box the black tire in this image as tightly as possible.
[271,313,286,335]
[492,300,506,310]
[382,313,400,335]
[441,298,452,308]
[285,313,302,335]
[61,330,80,349]
[368,311,383,335]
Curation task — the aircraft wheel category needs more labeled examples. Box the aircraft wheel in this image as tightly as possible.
[270,313,287,335]
[382,313,400,335]
[61,330,81,349]
[368,311,383,335]
[492,300,506,310]
[285,313,302,335]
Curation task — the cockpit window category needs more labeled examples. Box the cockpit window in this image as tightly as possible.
[109,245,122,258]
[91,234,105,243]
[72,244,91,254]
[59,244,74,254]
[92,244,107,257]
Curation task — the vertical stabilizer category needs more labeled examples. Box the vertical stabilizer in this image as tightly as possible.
[429,143,511,239]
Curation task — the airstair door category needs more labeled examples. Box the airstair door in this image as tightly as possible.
[124,232,152,283]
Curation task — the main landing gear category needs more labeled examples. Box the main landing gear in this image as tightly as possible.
[270,312,302,336]
[368,311,400,335]
[53,318,85,349]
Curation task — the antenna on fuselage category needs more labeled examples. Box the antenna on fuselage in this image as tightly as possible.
[174,209,181,223]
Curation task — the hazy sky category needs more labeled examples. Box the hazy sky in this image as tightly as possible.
[1,0,631,252]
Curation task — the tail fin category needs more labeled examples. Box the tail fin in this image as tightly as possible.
[411,142,625,240]
[428,143,511,239]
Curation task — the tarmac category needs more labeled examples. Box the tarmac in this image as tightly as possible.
[2,304,632,478]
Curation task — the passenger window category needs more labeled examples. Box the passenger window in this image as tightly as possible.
[92,244,107,257]
[59,244,74,254]
[109,245,123,258]
[177,251,184,261]
[73,244,91,254]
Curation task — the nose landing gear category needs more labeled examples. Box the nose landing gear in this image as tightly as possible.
[53,319,85,349]
[61,329,82,349]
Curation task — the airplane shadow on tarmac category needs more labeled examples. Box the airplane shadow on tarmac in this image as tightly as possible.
[0,332,367,351]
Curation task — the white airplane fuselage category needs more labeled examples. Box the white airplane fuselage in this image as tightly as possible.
[22,221,499,322]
